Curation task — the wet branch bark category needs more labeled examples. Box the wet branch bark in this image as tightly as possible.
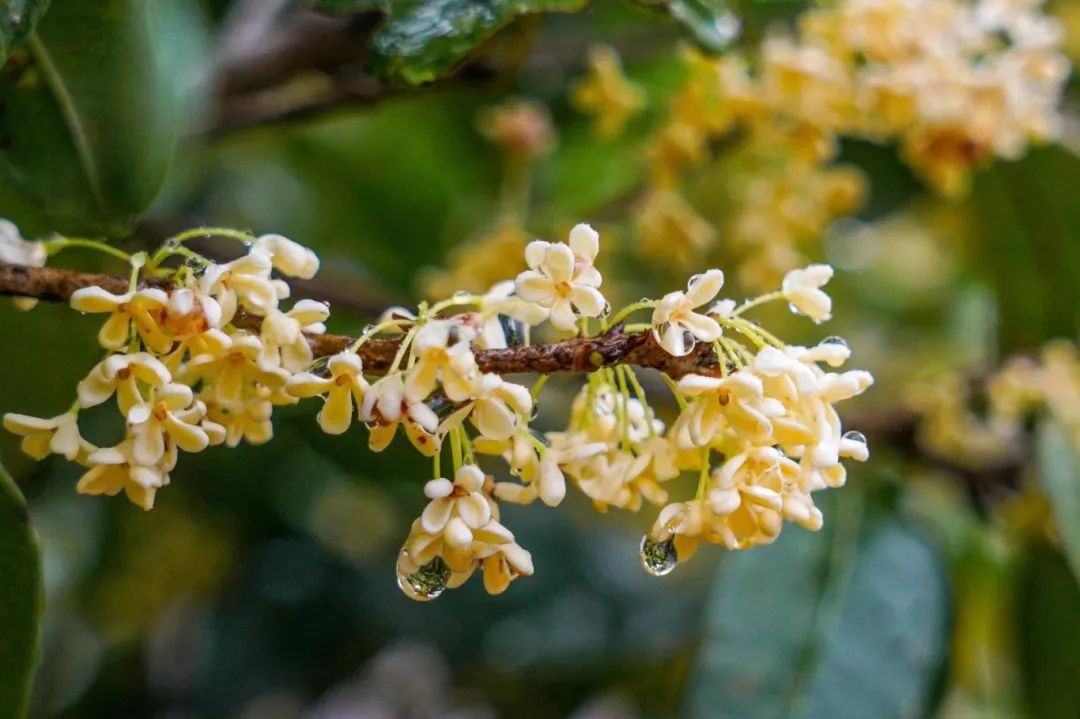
[0,262,723,378]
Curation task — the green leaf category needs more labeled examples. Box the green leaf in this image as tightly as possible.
[1016,545,1080,719]
[686,496,949,719]
[630,0,739,52]
[371,0,588,85]
[0,0,50,65]
[1036,420,1080,583]
[0,0,208,236]
[0,462,43,718]
[971,147,1080,351]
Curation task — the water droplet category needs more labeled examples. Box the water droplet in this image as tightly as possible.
[788,302,802,316]
[639,535,678,576]
[396,554,450,601]
[842,430,867,445]
[822,336,848,347]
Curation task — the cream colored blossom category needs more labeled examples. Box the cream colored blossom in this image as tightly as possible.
[76,441,168,511]
[70,287,172,352]
[515,224,606,331]
[362,373,440,456]
[3,411,81,461]
[259,299,330,372]
[200,250,281,323]
[182,333,289,405]
[405,320,478,403]
[286,352,368,435]
[77,352,172,413]
[651,269,726,356]
[782,264,834,322]
[420,465,495,548]
[253,234,320,279]
[125,383,214,466]
[439,373,532,442]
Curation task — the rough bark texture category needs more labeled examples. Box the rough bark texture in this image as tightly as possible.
[0,262,725,378]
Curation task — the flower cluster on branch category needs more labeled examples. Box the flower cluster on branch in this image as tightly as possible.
[2,222,872,600]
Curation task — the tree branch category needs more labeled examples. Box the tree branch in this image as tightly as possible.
[0,262,723,378]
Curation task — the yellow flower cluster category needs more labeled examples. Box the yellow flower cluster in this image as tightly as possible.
[627,0,1067,285]
[4,231,324,509]
[4,222,872,601]
[909,339,1080,469]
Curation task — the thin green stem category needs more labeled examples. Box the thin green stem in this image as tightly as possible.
[450,425,463,473]
[349,319,413,352]
[661,372,687,411]
[43,237,131,263]
[530,373,551,401]
[602,300,657,332]
[732,291,783,316]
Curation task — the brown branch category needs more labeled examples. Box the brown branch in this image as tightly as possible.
[0,262,724,378]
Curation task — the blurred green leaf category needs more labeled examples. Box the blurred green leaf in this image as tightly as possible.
[0,0,207,236]
[687,497,948,718]
[971,147,1080,351]
[1016,545,1080,719]
[1037,420,1080,583]
[371,0,588,84]
[0,462,43,718]
[0,0,50,65]
[630,0,739,51]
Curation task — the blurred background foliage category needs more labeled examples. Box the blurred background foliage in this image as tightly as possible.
[0,0,1079,716]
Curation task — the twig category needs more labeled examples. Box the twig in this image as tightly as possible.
[0,262,723,378]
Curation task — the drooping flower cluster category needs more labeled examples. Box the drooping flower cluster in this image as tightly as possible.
[4,222,872,601]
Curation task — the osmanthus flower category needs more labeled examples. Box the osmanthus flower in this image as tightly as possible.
[651,269,726,356]
[77,352,172,414]
[420,465,496,548]
[70,286,173,353]
[181,333,289,406]
[439,373,533,443]
[75,441,168,511]
[285,352,368,435]
[159,287,223,345]
[3,411,81,461]
[708,446,802,542]
[515,223,607,332]
[570,44,646,139]
[362,373,440,456]
[471,280,550,349]
[781,264,834,323]
[125,383,217,466]
[673,372,779,448]
[479,541,535,595]
[199,250,280,324]
[205,390,274,447]
[258,299,330,372]
[404,320,478,403]
[254,234,320,280]
[574,450,665,513]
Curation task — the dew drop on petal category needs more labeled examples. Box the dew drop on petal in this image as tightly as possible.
[396,554,450,601]
[639,535,678,576]
[822,335,848,347]
[842,430,867,445]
